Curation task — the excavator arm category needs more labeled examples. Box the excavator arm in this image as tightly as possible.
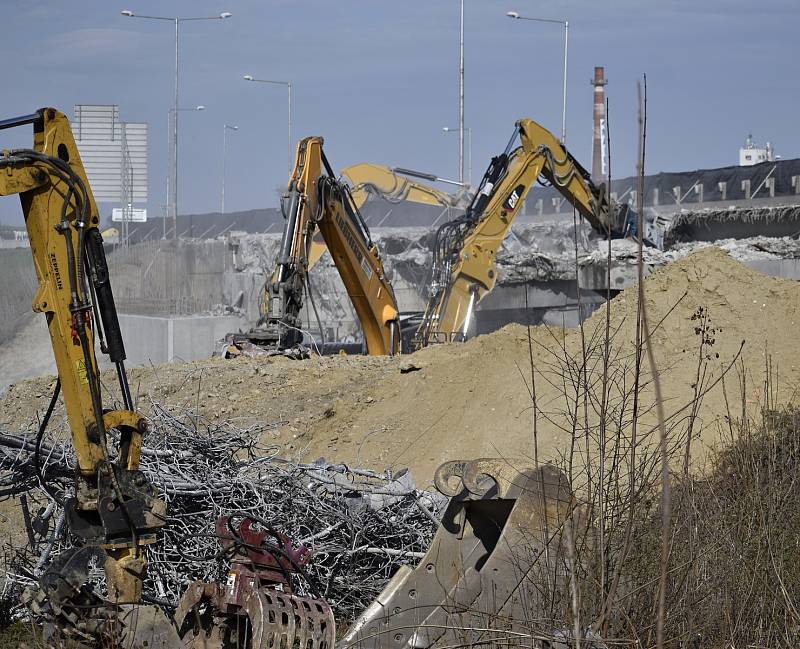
[0,108,175,644]
[415,117,618,347]
[240,137,401,355]
[306,162,466,272]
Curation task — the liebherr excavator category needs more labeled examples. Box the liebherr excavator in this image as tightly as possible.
[414,117,631,347]
[229,157,467,357]
[229,137,402,356]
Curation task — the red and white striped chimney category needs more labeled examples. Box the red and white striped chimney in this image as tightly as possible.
[591,66,608,183]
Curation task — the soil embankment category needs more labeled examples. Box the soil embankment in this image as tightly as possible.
[2,247,798,486]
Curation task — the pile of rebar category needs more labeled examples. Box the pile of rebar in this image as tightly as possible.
[0,403,440,622]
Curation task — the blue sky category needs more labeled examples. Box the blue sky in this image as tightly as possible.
[1,0,798,225]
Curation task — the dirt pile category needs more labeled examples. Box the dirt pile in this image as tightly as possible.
[2,247,799,486]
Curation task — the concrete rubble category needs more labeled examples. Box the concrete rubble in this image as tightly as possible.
[222,208,800,342]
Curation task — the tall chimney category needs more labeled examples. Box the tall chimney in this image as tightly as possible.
[591,66,608,183]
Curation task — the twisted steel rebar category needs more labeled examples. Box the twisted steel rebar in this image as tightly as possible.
[0,403,440,622]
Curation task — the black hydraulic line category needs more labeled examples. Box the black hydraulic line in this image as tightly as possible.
[85,228,132,408]
[34,379,64,505]
[58,216,104,437]
[0,112,41,131]
[277,188,300,282]
[115,366,134,412]
[303,271,326,353]
[320,148,336,179]
[392,167,438,183]
[342,183,374,247]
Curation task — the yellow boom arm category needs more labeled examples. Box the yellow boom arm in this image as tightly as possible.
[415,117,611,346]
[246,137,401,355]
[0,108,166,611]
[306,162,466,269]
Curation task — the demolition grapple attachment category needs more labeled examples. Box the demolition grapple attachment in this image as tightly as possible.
[339,459,576,649]
[175,516,335,649]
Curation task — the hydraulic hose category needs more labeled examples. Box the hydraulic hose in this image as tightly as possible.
[34,379,64,504]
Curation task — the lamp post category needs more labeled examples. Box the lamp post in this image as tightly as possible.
[243,75,293,175]
[166,106,205,238]
[121,9,232,239]
[443,126,472,186]
[221,124,238,215]
[459,0,465,184]
[506,11,569,144]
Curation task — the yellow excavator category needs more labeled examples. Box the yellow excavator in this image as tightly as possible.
[229,140,471,357]
[0,107,179,645]
[414,117,630,347]
[305,161,469,270]
[2,106,584,649]
[228,156,468,357]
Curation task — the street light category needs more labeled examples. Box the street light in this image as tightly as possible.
[221,124,238,216]
[243,75,293,175]
[121,9,232,239]
[459,0,465,184]
[443,126,472,186]
[165,106,205,238]
[506,10,569,144]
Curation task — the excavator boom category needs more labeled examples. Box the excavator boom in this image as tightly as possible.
[0,108,176,645]
[415,117,621,347]
[235,137,401,356]
[306,162,467,271]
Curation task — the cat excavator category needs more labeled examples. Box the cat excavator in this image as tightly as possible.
[414,117,631,347]
[3,106,581,649]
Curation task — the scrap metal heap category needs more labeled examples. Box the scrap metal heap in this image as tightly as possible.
[2,415,585,648]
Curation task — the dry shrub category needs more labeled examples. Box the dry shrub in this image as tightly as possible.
[659,407,800,647]
[593,406,800,647]
[519,294,799,647]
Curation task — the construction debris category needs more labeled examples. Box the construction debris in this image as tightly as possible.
[0,404,440,623]
[655,203,800,248]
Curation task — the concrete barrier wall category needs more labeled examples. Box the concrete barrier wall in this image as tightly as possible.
[118,314,248,366]
[110,239,232,316]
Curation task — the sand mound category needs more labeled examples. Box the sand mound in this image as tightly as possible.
[2,246,798,486]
